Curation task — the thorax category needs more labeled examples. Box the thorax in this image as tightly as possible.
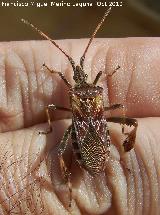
[69,85,104,121]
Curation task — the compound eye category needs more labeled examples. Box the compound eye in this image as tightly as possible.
[85,74,88,78]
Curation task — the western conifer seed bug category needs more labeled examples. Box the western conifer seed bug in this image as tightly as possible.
[21,7,138,208]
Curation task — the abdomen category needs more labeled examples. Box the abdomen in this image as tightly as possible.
[72,121,109,176]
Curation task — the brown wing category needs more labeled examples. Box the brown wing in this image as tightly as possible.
[77,121,109,175]
[72,94,106,144]
[71,96,90,143]
[72,103,109,175]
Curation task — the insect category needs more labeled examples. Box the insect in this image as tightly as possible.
[21,7,138,207]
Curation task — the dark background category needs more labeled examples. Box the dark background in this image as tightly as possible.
[0,0,160,41]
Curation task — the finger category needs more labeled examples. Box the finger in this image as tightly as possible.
[0,118,160,214]
[104,38,160,118]
[0,38,160,132]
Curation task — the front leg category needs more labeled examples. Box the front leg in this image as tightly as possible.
[106,117,138,152]
[105,104,126,133]
[104,104,125,112]
[43,63,72,89]
[39,104,71,135]
[93,65,120,85]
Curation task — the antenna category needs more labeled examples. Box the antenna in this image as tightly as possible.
[21,19,76,71]
[80,7,112,69]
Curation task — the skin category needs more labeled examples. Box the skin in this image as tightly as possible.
[0,38,160,215]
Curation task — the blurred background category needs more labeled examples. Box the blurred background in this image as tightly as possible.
[0,0,160,41]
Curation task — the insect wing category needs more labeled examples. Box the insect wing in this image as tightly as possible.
[74,117,109,175]
[72,102,89,143]
[72,99,109,174]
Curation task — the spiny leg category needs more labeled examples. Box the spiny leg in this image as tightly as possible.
[58,125,72,207]
[105,106,131,172]
[39,104,71,135]
[106,125,131,173]
[105,103,125,133]
[106,117,138,152]
[43,63,72,89]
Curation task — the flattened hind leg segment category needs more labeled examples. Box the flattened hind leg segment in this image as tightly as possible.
[106,117,138,152]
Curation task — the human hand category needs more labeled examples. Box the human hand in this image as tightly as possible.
[0,38,160,214]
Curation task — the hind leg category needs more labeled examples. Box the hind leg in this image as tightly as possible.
[106,116,138,152]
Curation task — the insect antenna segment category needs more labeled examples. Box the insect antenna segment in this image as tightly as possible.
[80,7,112,69]
[21,18,76,71]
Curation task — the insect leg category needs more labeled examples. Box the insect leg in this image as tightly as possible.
[107,65,121,77]
[93,65,120,85]
[58,125,73,207]
[106,117,138,152]
[93,71,103,85]
[105,103,126,133]
[43,63,72,89]
[104,103,124,111]
[39,104,71,135]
